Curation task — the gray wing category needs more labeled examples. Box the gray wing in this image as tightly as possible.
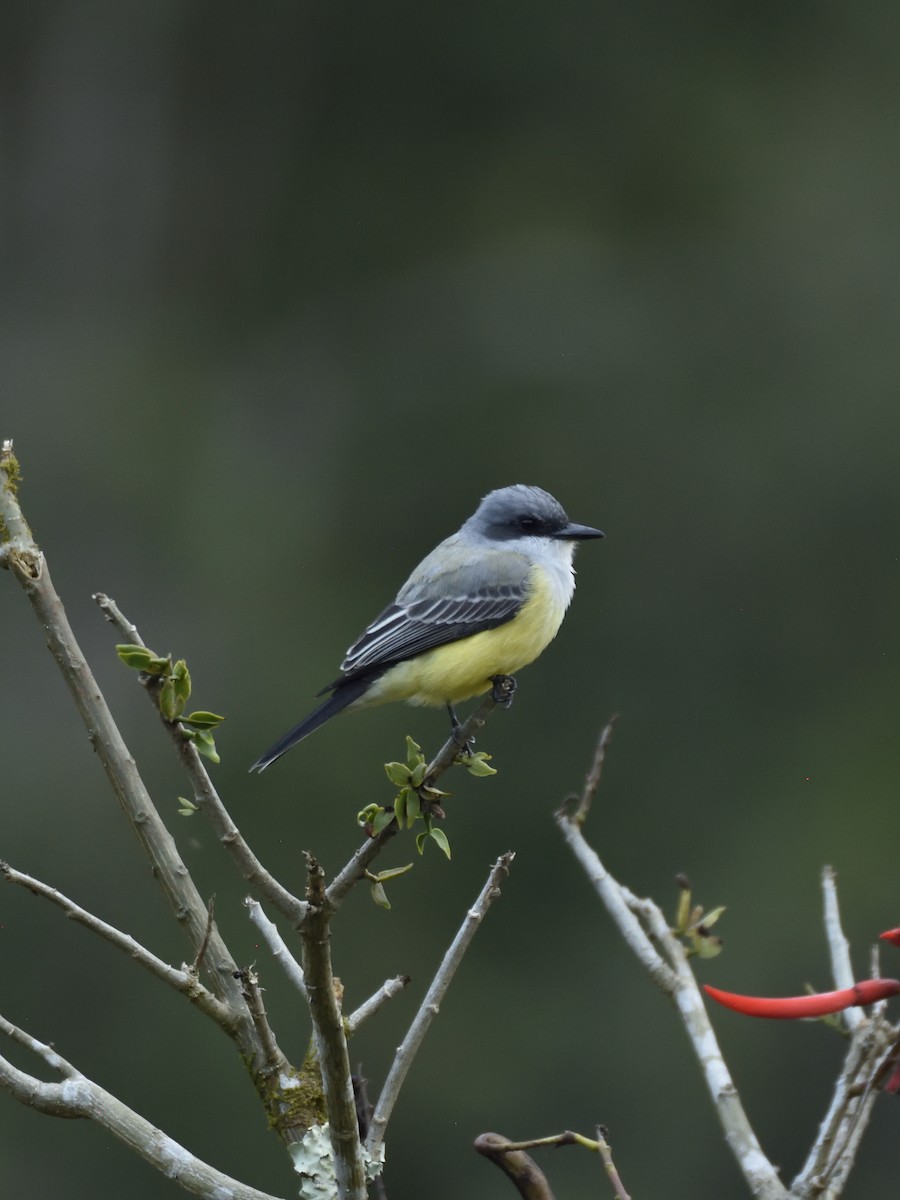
[329,580,527,686]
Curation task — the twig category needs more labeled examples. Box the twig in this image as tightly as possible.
[556,807,678,992]
[0,439,29,547]
[473,1132,557,1200]
[423,690,503,781]
[245,897,308,998]
[573,715,618,824]
[0,461,252,1034]
[791,894,899,1197]
[300,854,367,1200]
[557,737,787,1200]
[191,897,217,977]
[0,1012,287,1200]
[352,1069,388,1200]
[480,1131,596,1152]
[1,446,316,1152]
[176,734,308,923]
[235,966,291,1081]
[326,822,400,910]
[480,1128,631,1200]
[792,1018,897,1198]
[2,862,239,1035]
[346,976,410,1036]
[326,689,503,909]
[821,866,860,1029]
[596,1125,631,1200]
[476,1123,629,1199]
[94,592,307,926]
[366,851,515,1162]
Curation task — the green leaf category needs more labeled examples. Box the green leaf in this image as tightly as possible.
[372,808,396,835]
[404,735,422,762]
[115,645,154,669]
[371,864,413,883]
[692,932,724,959]
[159,677,179,721]
[698,905,726,930]
[177,796,198,816]
[394,789,408,827]
[180,711,225,730]
[193,729,220,764]
[674,883,692,934]
[370,881,391,910]
[428,827,452,859]
[420,784,450,800]
[464,752,497,778]
[357,803,382,827]
[385,761,411,787]
[409,761,427,788]
[404,788,421,828]
[171,659,192,710]
[116,645,171,675]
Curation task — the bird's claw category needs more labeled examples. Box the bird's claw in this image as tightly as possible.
[490,674,517,707]
[447,702,475,755]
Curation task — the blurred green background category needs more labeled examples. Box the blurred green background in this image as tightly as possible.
[3,3,900,1197]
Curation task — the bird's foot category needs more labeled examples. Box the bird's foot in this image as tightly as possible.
[490,674,517,707]
[447,702,475,755]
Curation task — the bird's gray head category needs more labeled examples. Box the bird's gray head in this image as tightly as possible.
[463,485,605,544]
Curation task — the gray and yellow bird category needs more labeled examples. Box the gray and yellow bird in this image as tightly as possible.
[251,485,603,771]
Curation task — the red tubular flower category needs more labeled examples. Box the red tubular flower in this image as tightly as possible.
[879,928,900,948]
[704,978,900,1019]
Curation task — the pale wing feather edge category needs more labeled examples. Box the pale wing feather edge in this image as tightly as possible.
[337,583,527,680]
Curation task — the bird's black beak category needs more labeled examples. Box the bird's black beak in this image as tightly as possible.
[554,522,605,541]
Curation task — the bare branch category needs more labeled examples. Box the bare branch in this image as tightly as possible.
[477,1130,597,1153]
[346,975,410,1036]
[245,897,308,998]
[562,733,900,1200]
[573,715,618,825]
[325,823,399,910]
[300,854,368,1200]
[557,745,787,1200]
[235,967,292,1080]
[0,1013,287,1200]
[791,884,900,1196]
[473,1132,558,1200]
[190,897,217,978]
[556,809,678,992]
[0,462,252,1036]
[366,851,515,1161]
[821,865,861,1029]
[1,448,316,1153]
[1,1009,78,1079]
[94,592,307,926]
[0,440,30,548]
[2,862,239,1035]
[792,1016,897,1198]
[596,1126,631,1200]
[351,1070,388,1200]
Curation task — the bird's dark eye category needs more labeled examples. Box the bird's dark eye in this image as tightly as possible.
[517,514,539,532]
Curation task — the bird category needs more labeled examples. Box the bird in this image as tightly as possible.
[250,484,604,771]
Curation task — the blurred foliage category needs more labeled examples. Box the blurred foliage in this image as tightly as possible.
[3,3,900,1198]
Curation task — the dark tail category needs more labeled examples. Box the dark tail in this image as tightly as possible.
[249,676,372,772]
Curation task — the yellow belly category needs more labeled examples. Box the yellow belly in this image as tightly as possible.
[361,565,570,708]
